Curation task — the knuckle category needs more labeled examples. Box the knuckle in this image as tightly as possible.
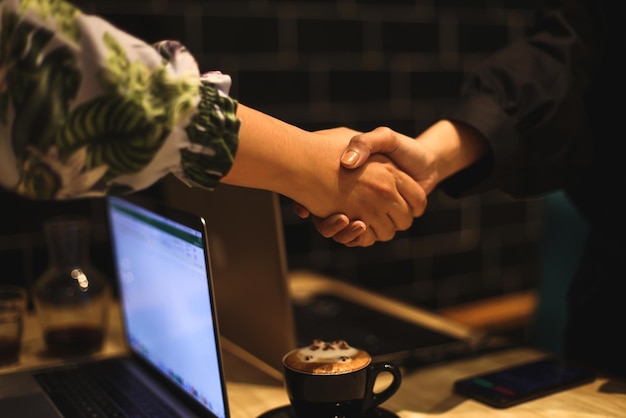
[407,195,427,217]
[379,232,395,242]
[375,182,396,199]
[374,227,395,242]
[414,197,428,217]
[374,126,393,136]
[397,217,413,231]
[349,134,368,149]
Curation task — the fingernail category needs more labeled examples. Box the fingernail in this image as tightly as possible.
[293,207,306,218]
[341,150,359,166]
[349,235,364,245]
[334,216,349,227]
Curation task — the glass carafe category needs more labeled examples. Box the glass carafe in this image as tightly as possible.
[33,217,111,358]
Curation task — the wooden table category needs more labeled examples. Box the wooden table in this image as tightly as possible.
[3,280,626,418]
[224,343,626,418]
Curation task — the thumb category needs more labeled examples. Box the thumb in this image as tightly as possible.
[340,148,369,169]
[340,138,372,169]
[292,201,311,219]
[340,127,400,169]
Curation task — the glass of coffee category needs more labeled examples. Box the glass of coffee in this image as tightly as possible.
[282,339,402,418]
[0,286,27,366]
[33,217,111,358]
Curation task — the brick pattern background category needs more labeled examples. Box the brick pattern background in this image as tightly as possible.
[0,0,544,312]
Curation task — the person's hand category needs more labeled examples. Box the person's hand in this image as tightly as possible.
[294,126,435,246]
[340,126,438,194]
[333,152,427,246]
[339,121,491,191]
[293,202,370,246]
[295,127,372,246]
[293,122,490,246]
[298,127,427,246]
[291,127,368,246]
[223,106,425,246]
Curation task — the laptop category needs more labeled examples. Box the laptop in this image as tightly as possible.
[0,195,230,417]
[160,176,481,373]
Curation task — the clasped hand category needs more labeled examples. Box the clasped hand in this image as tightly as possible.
[296,127,436,247]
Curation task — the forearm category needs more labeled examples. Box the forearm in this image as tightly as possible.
[0,0,240,199]
[416,119,490,187]
[346,121,490,196]
[224,105,426,236]
[223,104,343,217]
[439,2,595,197]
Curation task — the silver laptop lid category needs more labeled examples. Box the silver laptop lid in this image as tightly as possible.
[160,176,297,373]
[106,195,230,418]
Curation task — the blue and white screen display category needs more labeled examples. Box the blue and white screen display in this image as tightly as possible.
[107,197,227,418]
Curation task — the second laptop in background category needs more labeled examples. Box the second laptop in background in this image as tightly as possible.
[160,176,479,373]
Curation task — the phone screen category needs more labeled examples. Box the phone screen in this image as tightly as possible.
[453,357,596,408]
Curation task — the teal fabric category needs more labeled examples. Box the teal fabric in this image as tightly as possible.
[532,191,588,355]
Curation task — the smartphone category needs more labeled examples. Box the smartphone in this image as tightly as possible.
[453,357,596,408]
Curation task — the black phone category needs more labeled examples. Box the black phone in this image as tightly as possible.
[453,357,596,408]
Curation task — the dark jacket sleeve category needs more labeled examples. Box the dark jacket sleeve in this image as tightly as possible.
[439,0,600,198]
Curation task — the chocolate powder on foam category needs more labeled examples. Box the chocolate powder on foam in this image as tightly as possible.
[284,339,371,374]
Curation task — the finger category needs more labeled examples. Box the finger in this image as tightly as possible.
[315,127,362,137]
[340,127,401,169]
[383,171,427,232]
[341,228,376,248]
[311,214,351,238]
[386,199,414,233]
[292,202,311,219]
[323,220,367,245]
[368,214,397,242]
[379,172,415,232]
[395,170,428,219]
[364,182,406,241]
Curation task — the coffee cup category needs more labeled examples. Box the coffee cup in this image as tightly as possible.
[282,339,402,418]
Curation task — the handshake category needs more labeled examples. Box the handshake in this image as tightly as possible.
[293,120,489,247]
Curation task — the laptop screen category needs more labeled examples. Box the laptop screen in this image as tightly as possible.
[106,196,228,418]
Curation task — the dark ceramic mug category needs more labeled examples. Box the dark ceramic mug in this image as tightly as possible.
[282,340,402,418]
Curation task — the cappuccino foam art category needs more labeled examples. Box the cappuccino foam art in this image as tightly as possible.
[283,339,371,375]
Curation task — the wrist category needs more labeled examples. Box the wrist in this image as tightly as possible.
[417,119,489,184]
[286,135,346,217]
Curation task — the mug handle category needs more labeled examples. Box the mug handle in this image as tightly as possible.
[362,362,402,412]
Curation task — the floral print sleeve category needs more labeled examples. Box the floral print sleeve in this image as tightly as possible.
[0,0,240,199]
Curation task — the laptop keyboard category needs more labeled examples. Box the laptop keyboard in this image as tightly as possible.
[292,293,471,367]
[34,360,181,418]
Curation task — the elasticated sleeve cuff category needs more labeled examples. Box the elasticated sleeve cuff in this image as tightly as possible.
[176,72,241,190]
[438,93,521,198]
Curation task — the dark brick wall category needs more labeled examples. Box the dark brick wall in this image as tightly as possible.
[0,0,544,311]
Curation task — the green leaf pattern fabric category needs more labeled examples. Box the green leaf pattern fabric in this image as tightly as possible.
[0,0,240,199]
